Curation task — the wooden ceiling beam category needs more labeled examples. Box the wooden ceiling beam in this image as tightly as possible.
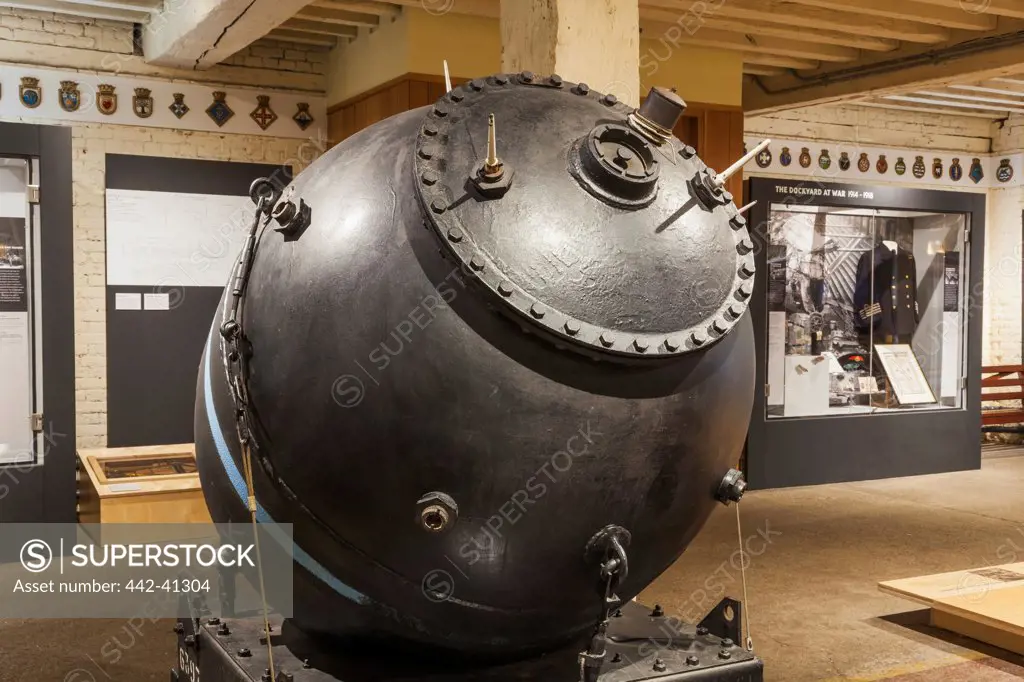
[639,22,859,62]
[266,28,339,46]
[779,0,997,31]
[951,83,1024,98]
[849,101,1002,119]
[311,0,400,15]
[884,94,1024,113]
[295,5,379,26]
[697,16,899,52]
[743,64,787,77]
[907,0,1024,20]
[640,0,951,43]
[281,18,358,36]
[915,89,1024,107]
[385,0,497,17]
[741,52,819,70]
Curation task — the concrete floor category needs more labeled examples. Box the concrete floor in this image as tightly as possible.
[640,448,1024,681]
[3,452,1024,681]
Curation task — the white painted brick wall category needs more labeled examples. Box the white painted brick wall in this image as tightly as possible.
[0,9,328,447]
[984,115,1024,367]
[0,7,133,53]
[68,124,326,446]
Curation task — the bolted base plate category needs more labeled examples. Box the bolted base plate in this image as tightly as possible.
[171,601,762,682]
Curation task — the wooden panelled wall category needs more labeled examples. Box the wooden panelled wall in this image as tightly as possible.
[328,75,745,199]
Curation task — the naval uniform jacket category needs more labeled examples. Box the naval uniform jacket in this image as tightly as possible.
[853,245,919,340]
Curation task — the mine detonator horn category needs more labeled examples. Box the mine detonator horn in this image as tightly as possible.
[629,86,687,146]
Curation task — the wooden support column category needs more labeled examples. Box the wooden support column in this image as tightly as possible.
[499,0,640,106]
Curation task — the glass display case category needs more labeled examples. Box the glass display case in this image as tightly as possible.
[744,179,985,490]
[764,206,968,418]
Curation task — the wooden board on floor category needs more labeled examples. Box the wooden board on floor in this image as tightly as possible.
[880,563,1024,657]
[932,585,1024,656]
[879,563,1024,606]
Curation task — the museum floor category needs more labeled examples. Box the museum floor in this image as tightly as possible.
[1,449,1023,682]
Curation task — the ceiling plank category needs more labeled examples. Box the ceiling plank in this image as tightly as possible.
[311,0,400,15]
[58,0,162,11]
[779,0,997,31]
[641,0,951,43]
[266,28,339,46]
[640,22,859,62]
[950,83,1024,97]
[698,16,899,52]
[849,101,1002,119]
[741,52,819,70]
[745,33,1024,113]
[908,0,1024,20]
[914,89,1024,106]
[883,94,1024,113]
[295,5,379,26]
[386,0,497,17]
[743,64,787,77]
[0,0,148,21]
[281,18,358,36]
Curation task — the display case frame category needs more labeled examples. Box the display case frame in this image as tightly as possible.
[744,178,985,489]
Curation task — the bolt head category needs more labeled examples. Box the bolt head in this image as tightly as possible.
[697,626,709,636]
[423,123,438,136]
[738,281,753,299]
[449,91,464,103]
[237,648,252,657]
[664,337,680,352]
[730,215,747,230]
[722,638,734,648]
[653,658,667,672]
[739,261,755,278]
[494,74,509,85]
[470,79,485,91]
[633,338,649,352]
[713,319,729,334]
[530,303,545,318]
[470,256,485,271]
[430,199,447,214]
[729,303,744,318]
[208,617,220,625]
[611,653,622,663]
[686,655,699,666]
[447,228,462,242]
[600,332,615,347]
[691,330,708,346]
[576,83,590,95]
[719,649,732,660]
[651,604,664,617]
[564,320,581,335]
[421,171,438,186]
[497,281,513,297]
[550,74,563,86]
[433,104,448,117]
[602,94,618,106]
[680,145,696,159]
[737,237,754,254]
[520,70,534,82]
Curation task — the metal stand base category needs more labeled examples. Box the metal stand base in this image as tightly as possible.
[170,601,762,682]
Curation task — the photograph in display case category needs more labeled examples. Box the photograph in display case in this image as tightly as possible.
[764,205,967,418]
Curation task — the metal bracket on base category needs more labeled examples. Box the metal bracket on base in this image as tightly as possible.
[698,597,743,646]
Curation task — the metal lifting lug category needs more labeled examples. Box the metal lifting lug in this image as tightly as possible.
[219,320,240,341]
[716,468,747,506]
